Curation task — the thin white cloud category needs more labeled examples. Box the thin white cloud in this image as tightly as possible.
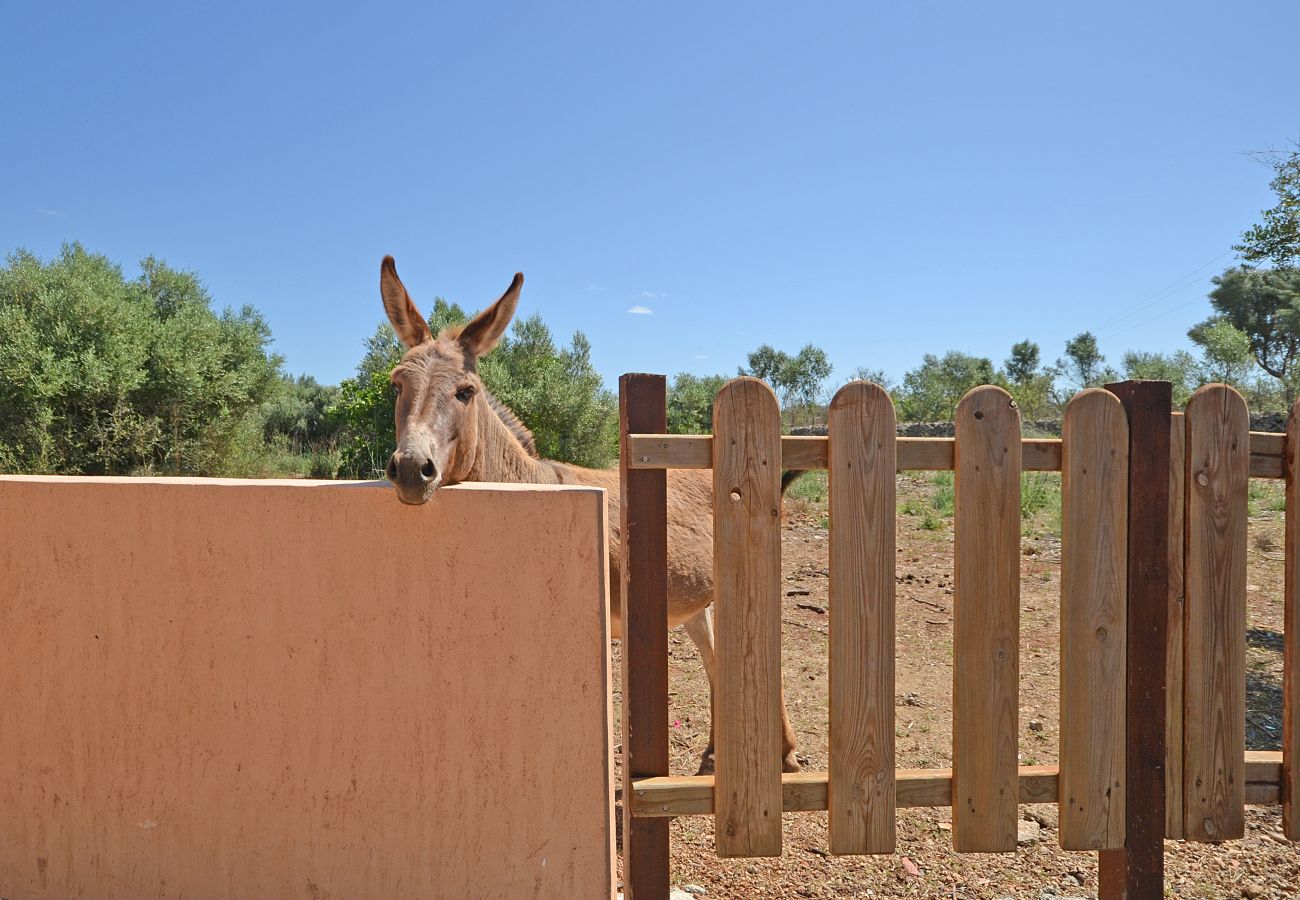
[640,290,658,299]
[692,354,710,359]
[37,208,67,217]
[587,284,601,292]
[626,305,654,315]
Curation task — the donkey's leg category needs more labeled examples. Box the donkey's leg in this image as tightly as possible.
[682,606,717,775]
[684,605,802,774]
[779,684,800,773]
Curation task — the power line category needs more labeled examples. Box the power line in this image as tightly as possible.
[1099,287,1211,340]
[1090,250,1234,332]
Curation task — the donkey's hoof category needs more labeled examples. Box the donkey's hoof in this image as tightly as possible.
[782,751,803,773]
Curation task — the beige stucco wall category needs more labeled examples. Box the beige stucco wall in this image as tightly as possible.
[0,476,614,900]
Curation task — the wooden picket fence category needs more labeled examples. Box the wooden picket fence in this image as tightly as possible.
[617,375,1298,900]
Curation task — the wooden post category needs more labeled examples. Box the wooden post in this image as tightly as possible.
[1100,380,1171,899]
[1286,397,1300,841]
[1166,412,1187,840]
[952,385,1021,852]
[619,374,670,899]
[1059,389,1128,850]
[1182,385,1248,842]
[827,381,897,855]
[712,377,784,858]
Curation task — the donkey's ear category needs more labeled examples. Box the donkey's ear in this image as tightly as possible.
[459,273,523,358]
[380,256,433,348]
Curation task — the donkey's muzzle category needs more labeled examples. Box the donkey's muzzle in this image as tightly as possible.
[387,450,438,504]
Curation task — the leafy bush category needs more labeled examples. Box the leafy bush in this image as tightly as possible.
[0,244,282,475]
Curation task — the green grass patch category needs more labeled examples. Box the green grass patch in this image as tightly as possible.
[929,471,954,517]
[786,470,827,503]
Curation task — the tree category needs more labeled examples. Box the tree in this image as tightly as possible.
[1057,331,1117,390]
[739,342,833,422]
[1121,350,1198,408]
[898,351,999,421]
[1235,144,1300,267]
[667,372,727,434]
[1186,318,1256,387]
[1195,266,1300,402]
[0,244,282,475]
[262,374,341,454]
[998,340,1055,419]
[846,366,895,392]
[1004,340,1041,384]
[480,317,618,468]
[742,345,788,386]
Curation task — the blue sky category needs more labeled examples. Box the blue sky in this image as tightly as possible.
[2,1,1297,390]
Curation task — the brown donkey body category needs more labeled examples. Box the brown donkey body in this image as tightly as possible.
[379,256,799,773]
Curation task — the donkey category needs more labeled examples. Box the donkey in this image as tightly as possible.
[379,256,800,774]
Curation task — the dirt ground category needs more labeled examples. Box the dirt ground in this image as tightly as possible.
[612,473,1299,899]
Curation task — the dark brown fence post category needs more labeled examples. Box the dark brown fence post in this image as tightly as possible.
[1100,380,1172,899]
[619,374,670,899]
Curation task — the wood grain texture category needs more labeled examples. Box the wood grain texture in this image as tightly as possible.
[1183,384,1248,842]
[618,374,671,898]
[1059,389,1128,850]
[952,385,1022,852]
[633,767,1059,817]
[1286,400,1300,840]
[626,431,1282,476]
[1167,412,1187,839]
[712,377,784,858]
[1098,381,1172,900]
[631,752,1287,818]
[827,382,897,855]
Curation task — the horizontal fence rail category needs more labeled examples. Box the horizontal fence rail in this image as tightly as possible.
[630,752,1286,818]
[625,430,1287,478]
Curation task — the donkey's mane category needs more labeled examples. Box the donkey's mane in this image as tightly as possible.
[485,388,539,459]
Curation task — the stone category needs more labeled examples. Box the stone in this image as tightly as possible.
[683,885,708,896]
[1017,819,1042,846]
[1024,803,1058,830]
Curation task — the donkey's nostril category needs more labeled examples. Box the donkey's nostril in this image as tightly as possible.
[420,459,436,480]
[386,456,398,481]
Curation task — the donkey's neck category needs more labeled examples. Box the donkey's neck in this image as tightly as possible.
[466,397,564,485]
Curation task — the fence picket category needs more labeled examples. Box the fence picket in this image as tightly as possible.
[827,382,896,855]
[1183,384,1247,842]
[1059,390,1128,850]
[713,377,784,857]
[1167,412,1187,840]
[1285,399,1300,840]
[953,386,1021,852]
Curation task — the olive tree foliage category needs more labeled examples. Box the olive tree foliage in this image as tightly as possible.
[846,366,895,392]
[1186,319,1256,387]
[898,351,1000,421]
[480,317,618,468]
[739,343,833,424]
[1056,331,1118,391]
[1193,267,1300,403]
[1121,350,1199,408]
[262,375,340,453]
[0,244,282,475]
[1002,339,1055,420]
[667,372,728,434]
[1235,144,1300,268]
[331,303,618,478]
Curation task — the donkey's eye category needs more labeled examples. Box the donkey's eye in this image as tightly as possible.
[455,385,475,404]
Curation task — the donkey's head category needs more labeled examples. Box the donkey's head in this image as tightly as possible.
[380,256,523,505]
